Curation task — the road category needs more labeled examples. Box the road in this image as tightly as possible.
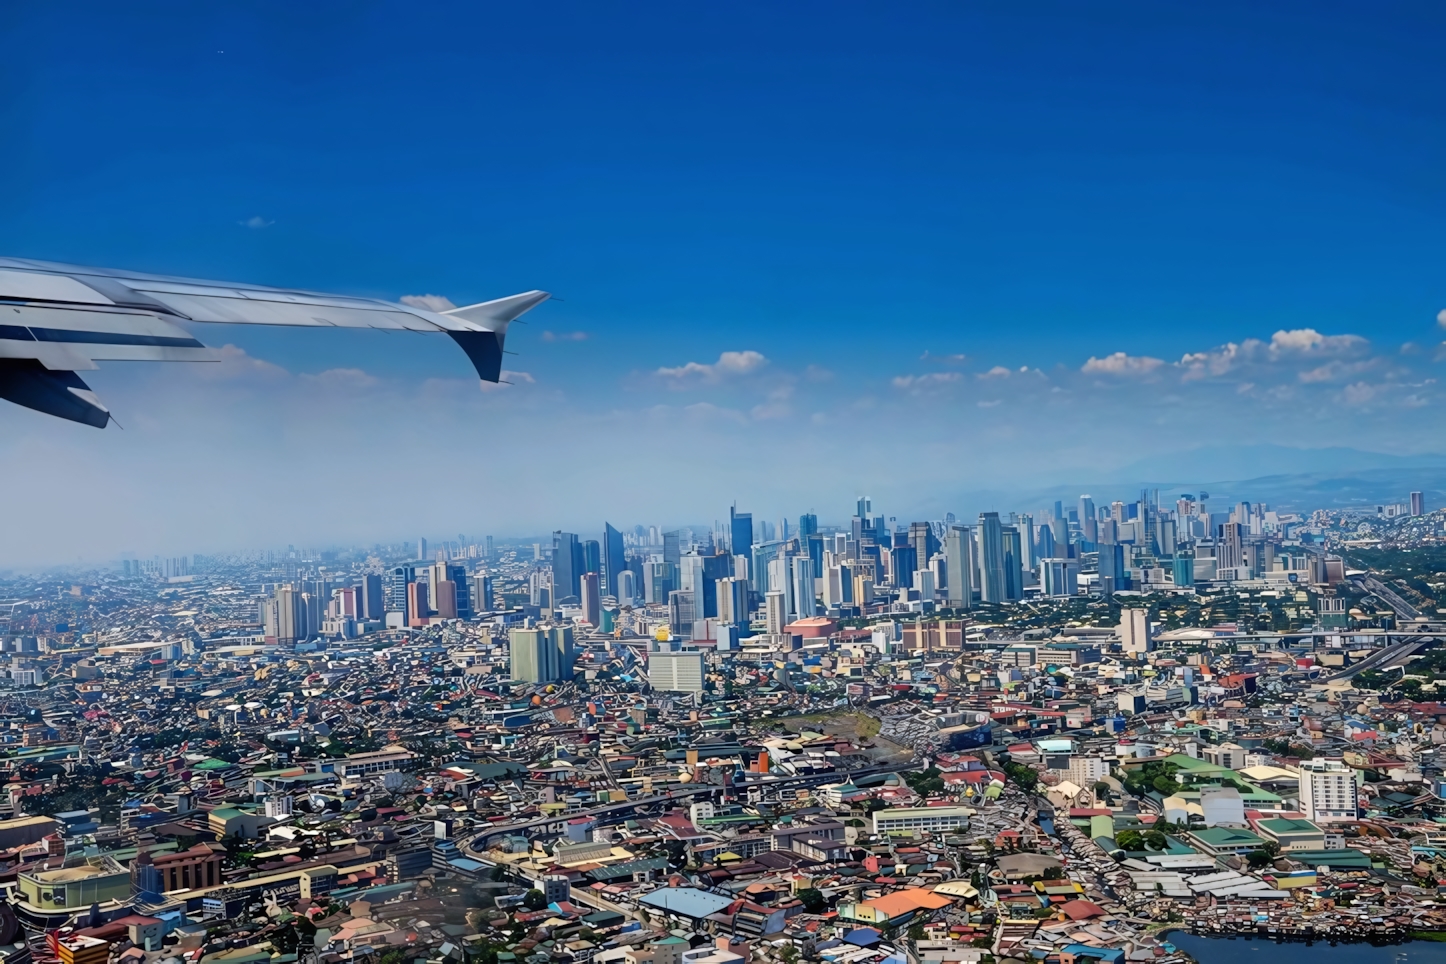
[1363,575,1423,621]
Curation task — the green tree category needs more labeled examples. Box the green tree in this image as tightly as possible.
[796,888,827,914]
[523,889,548,910]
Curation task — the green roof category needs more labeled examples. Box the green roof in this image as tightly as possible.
[1258,818,1320,835]
[1190,827,1264,847]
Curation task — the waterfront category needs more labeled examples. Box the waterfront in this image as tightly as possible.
[1170,932,1446,964]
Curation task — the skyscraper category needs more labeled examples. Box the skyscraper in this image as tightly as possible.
[1412,491,1425,517]
[433,579,458,619]
[943,525,974,609]
[580,572,601,626]
[799,513,818,538]
[1001,526,1023,601]
[668,589,696,638]
[764,590,786,634]
[417,538,428,561]
[717,576,750,631]
[387,565,415,625]
[552,531,583,602]
[663,529,683,569]
[1217,522,1245,572]
[361,573,384,621]
[792,556,817,619]
[509,626,573,682]
[1172,549,1195,588]
[447,563,472,619]
[582,539,601,578]
[615,569,637,604]
[889,545,917,587]
[908,522,938,575]
[602,523,626,597]
[729,507,753,579]
[407,581,429,627]
[1098,543,1127,594]
[978,512,1006,603]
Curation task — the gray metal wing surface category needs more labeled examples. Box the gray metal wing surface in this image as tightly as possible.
[0,258,548,428]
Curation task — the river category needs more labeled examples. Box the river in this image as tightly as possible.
[1169,932,1446,964]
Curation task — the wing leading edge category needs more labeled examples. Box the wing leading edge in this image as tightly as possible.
[0,258,549,427]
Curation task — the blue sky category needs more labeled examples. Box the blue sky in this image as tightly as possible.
[3,1,1446,563]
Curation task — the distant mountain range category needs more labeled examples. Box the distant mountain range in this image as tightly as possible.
[959,445,1446,516]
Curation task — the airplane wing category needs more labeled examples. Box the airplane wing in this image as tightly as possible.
[0,258,549,428]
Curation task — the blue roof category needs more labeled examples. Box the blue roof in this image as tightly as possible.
[843,929,881,947]
[639,887,735,919]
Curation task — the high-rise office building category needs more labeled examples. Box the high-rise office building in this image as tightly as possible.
[1018,514,1036,572]
[1173,550,1195,588]
[433,579,458,619]
[472,574,495,613]
[752,541,784,592]
[407,581,430,627]
[792,556,817,618]
[1217,522,1245,571]
[799,513,818,538]
[361,573,384,621]
[602,523,626,597]
[1079,495,1097,543]
[944,525,974,609]
[1412,491,1425,517]
[717,576,750,631]
[529,569,553,608]
[387,565,415,625]
[645,561,675,604]
[668,590,696,638]
[663,529,683,569]
[908,522,938,576]
[582,539,601,579]
[509,626,573,683]
[1039,558,1077,597]
[1299,758,1359,824]
[649,646,704,694]
[978,513,1006,603]
[615,569,637,604]
[580,572,601,626]
[552,531,583,602]
[729,507,753,579]
[417,538,428,561]
[764,590,786,634]
[1001,526,1023,601]
[889,545,917,588]
[448,563,472,619]
[1098,543,1127,594]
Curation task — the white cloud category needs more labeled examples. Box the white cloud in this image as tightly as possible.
[1437,309,1446,327]
[1343,382,1378,405]
[1267,328,1366,357]
[239,216,274,229]
[657,350,768,383]
[478,370,535,392]
[301,368,379,390]
[978,365,1012,379]
[400,294,457,312]
[891,372,962,391]
[1081,352,1165,376]
[542,330,589,342]
[977,399,1002,408]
